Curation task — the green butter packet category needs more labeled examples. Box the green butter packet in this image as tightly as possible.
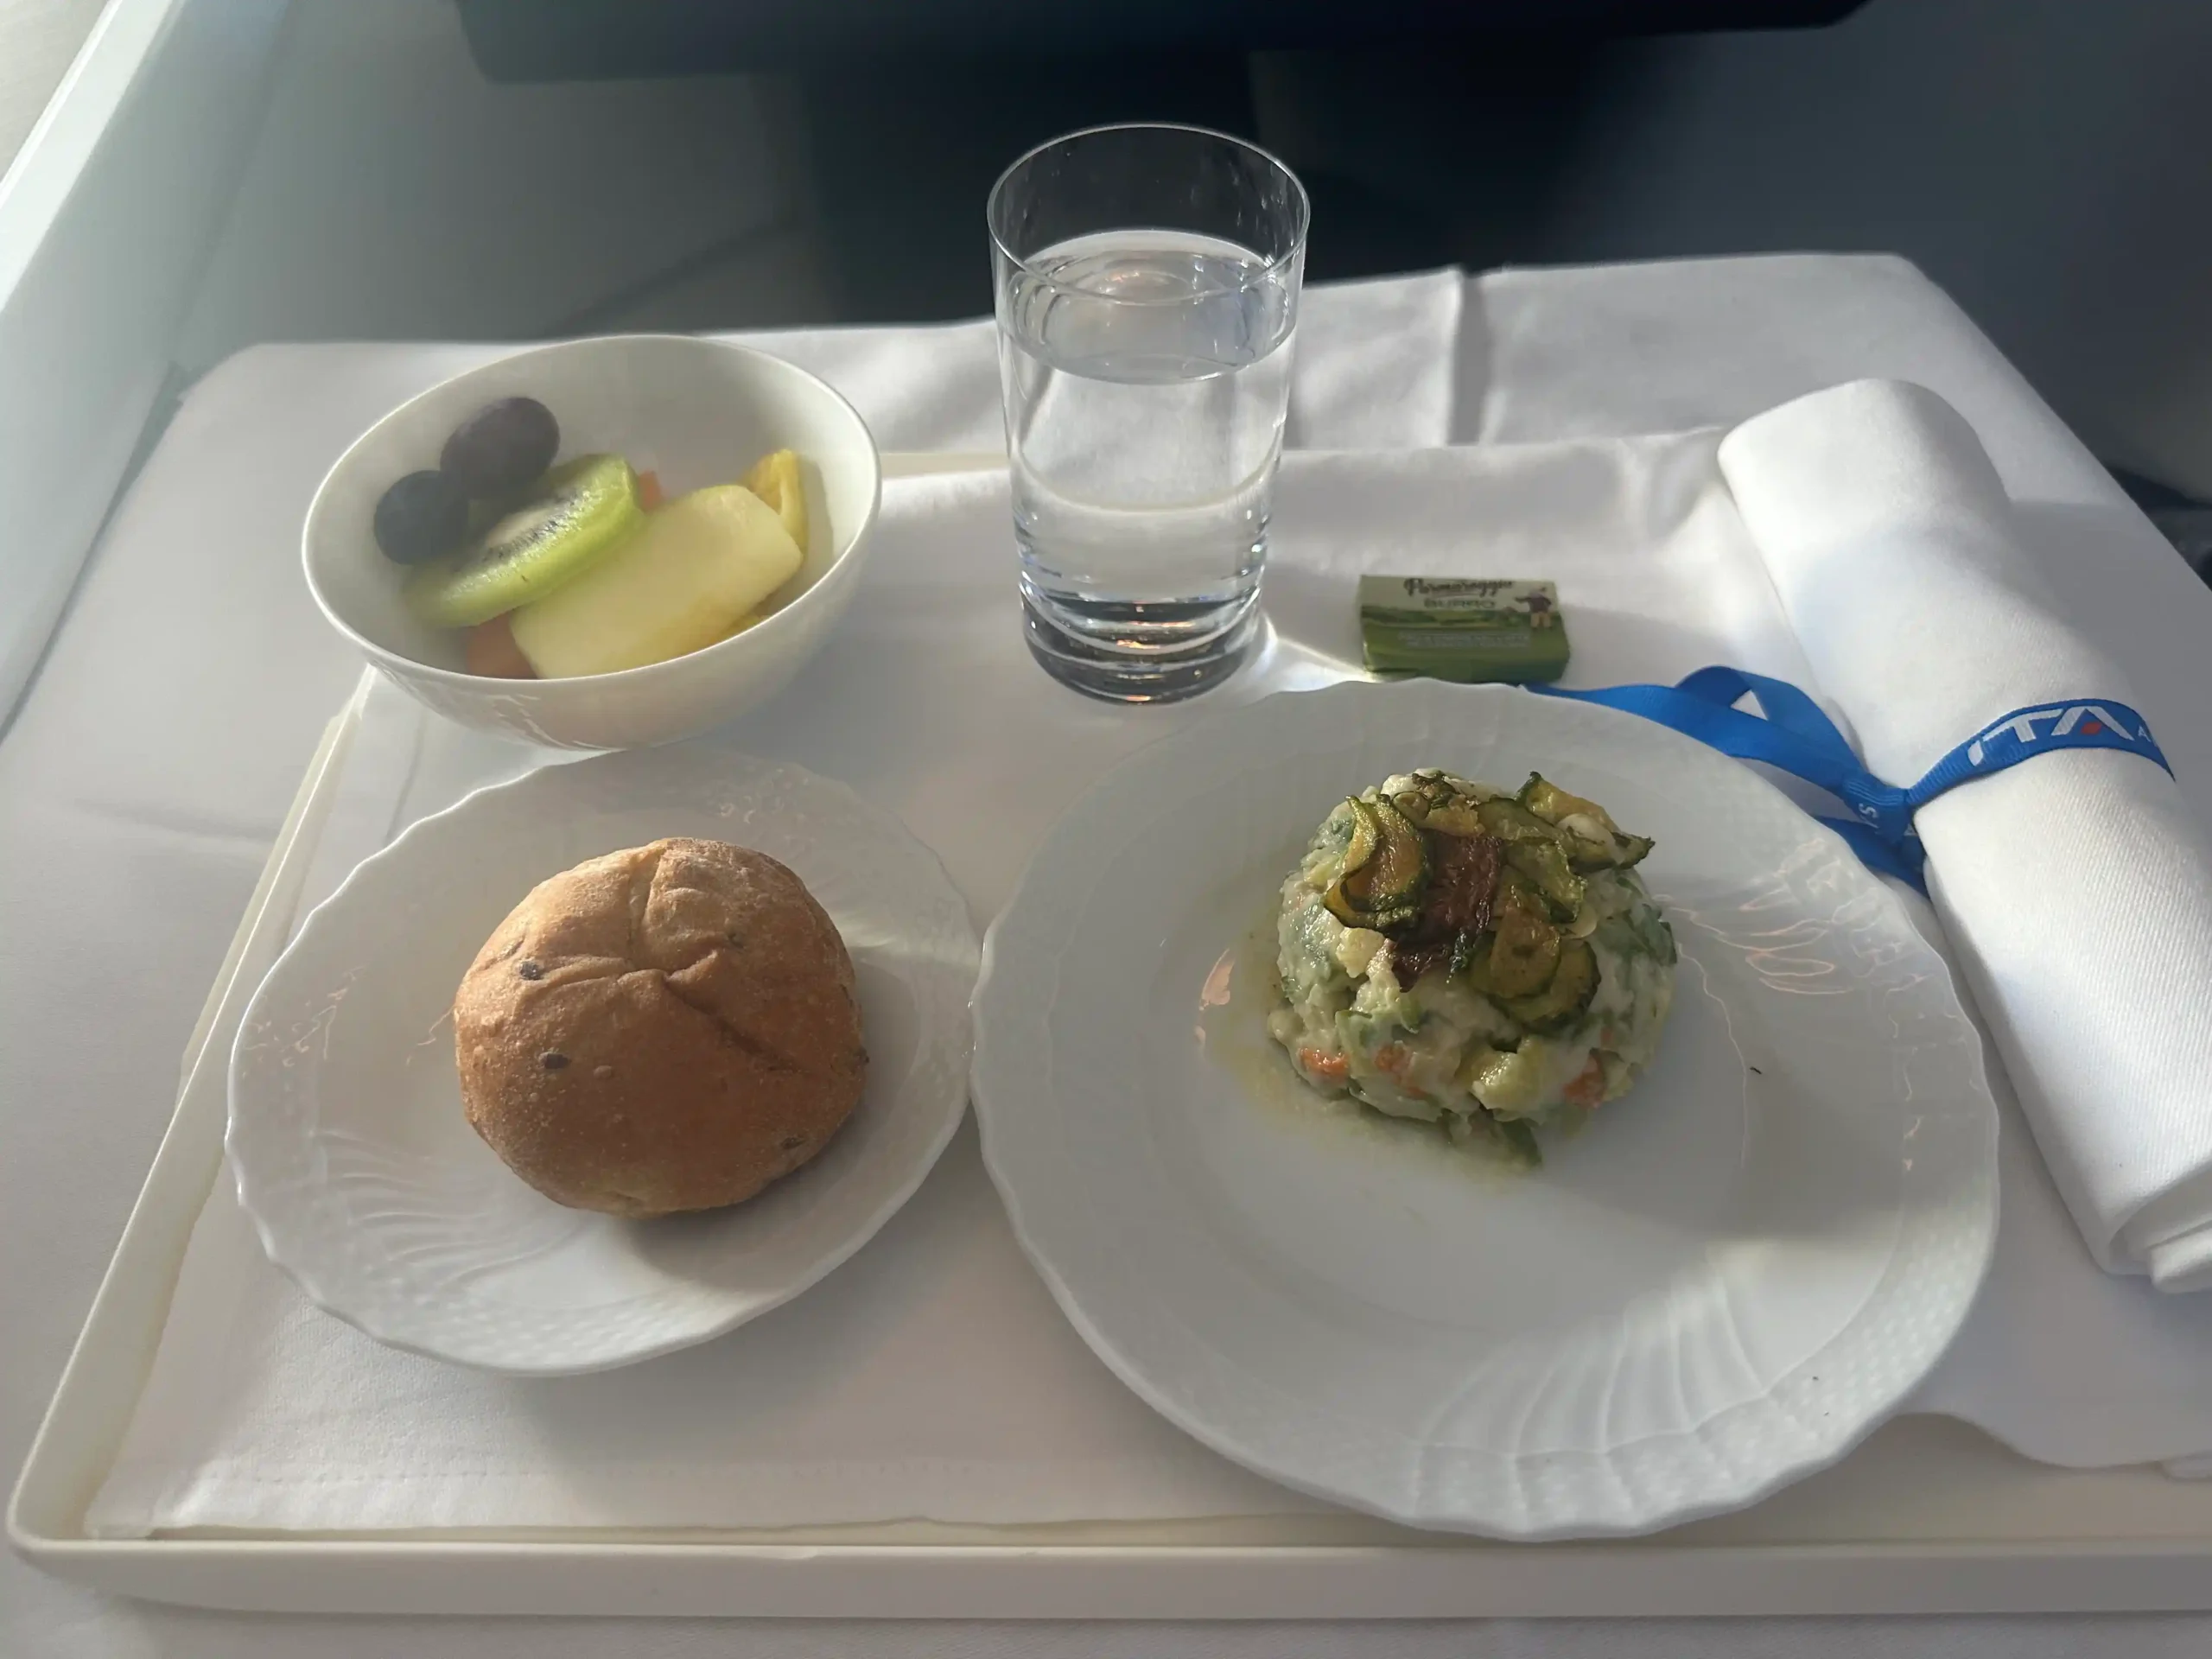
[1358,576,1569,684]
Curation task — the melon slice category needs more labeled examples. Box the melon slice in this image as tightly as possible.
[509,484,801,677]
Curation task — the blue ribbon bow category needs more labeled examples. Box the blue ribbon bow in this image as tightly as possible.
[1531,668,2171,892]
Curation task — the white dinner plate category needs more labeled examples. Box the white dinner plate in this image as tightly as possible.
[228,745,979,1375]
[972,680,1998,1538]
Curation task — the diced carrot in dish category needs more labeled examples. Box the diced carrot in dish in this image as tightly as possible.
[1299,1048,1349,1083]
[463,613,537,678]
[1563,1053,1607,1108]
[637,469,664,512]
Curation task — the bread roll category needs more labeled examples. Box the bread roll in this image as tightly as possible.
[454,838,865,1217]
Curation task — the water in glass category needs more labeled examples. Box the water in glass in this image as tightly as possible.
[999,228,1296,701]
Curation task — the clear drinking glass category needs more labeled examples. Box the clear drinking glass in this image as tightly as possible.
[988,124,1308,702]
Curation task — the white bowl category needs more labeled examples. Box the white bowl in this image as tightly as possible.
[303,334,880,750]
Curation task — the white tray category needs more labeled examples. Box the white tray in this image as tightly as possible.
[13,660,2212,1619]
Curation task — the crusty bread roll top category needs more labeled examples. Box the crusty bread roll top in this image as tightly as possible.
[454,837,865,1218]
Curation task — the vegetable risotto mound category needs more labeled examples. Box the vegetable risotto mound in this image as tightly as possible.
[1268,770,1676,1166]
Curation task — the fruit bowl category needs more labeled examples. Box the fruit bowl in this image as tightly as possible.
[303,334,880,750]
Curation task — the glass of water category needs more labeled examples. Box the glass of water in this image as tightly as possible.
[988,124,1308,702]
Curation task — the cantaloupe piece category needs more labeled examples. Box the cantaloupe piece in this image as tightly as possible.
[509,485,801,677]
[462,613,536,678]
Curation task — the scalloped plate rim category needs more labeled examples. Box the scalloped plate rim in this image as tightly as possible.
[226,747,979,1376]
[970,679,1999,1539]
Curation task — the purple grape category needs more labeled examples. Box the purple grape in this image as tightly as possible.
[441,397,560,497]
[373,470,468,564]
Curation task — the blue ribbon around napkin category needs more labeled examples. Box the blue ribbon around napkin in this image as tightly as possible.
[1534,667,2171,892]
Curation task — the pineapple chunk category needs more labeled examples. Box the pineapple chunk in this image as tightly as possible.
[741,448,808,552]
[510,485,800,677]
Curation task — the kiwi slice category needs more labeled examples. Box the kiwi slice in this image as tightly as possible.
[404,454,644,627]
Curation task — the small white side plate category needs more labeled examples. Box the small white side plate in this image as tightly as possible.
[227,746,979,1375]
[973,680,1999,1539]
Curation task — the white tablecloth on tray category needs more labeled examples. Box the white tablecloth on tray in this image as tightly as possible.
[78,408,2212,1537]
[10,256,2212,1655]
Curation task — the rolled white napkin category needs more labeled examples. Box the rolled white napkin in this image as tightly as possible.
[1719,378,2212,1290]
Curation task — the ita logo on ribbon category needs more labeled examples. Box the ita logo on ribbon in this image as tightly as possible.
[1965,703,2154,768]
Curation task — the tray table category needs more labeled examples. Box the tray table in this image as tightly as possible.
[15,259,2212,1635]
[16,543,2212,1618]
